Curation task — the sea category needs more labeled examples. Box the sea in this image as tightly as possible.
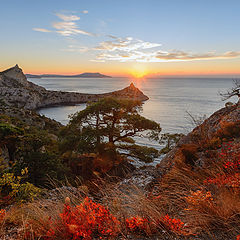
[28,77,237,165]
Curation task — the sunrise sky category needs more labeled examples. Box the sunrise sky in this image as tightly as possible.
[1,0,240,77]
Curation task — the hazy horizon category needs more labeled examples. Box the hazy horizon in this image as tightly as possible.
[1,64,240,79]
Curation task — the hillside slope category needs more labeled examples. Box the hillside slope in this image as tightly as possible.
[150,100,240,239]
[158,100,240,171]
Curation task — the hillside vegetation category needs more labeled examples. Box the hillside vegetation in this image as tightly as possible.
[0,102,239,239]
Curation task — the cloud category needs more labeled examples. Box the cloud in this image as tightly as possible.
[154,50,240,62]
[52,13,94,36]
[95,50,240,62]
[82,10,88,14]
[93,37,240,62]
[62,45,89,52]
[95,51,153,62]
[94,36,161,52]
[52,21,93,36]
[90,59,105,62]
[33,12,93,37]
[55,13,80,21]
[33,28,52,33]
[223,51,240,58]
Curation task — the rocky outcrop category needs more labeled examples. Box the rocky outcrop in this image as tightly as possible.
[0,106,62,133]
[0,65,149,110]
[158,101,240,171]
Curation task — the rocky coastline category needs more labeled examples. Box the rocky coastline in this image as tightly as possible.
[0,65,149,111]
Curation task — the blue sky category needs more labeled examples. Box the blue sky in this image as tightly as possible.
[1,0,240,76]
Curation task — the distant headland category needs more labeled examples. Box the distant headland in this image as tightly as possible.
[26,72,112,78]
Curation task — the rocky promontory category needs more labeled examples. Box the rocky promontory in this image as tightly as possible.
[0,65,149,110]
[158,99,240,172]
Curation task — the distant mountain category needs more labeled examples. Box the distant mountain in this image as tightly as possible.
[25,74,40,78]
[26,72,112,78]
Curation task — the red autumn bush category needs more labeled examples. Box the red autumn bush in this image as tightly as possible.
[162,214,185,234]
[205,173,240,188]
[0,209,6,223]
[204,142,240,188]
[126,216,149,233]
[219,142,240,170]
[44,197,120,240]
[185,189,213,206]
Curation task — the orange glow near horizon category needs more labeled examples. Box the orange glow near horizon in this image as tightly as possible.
[129,65,149,79]
[130,70,149,78]
[1,60,240,77]
[26,69,240,77]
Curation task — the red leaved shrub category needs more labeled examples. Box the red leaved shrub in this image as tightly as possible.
[185,189,213,206]
[126,216,149,233]
[43,197,120,240]
[204,142,240,189]
[205,173,240,188]
[162,214,186,234]
[0,209,6,223]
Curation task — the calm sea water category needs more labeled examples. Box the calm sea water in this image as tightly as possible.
[28,77,237,164]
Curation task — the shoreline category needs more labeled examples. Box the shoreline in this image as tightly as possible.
[35,101,87,111]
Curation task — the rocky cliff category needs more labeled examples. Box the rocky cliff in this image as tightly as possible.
[0,65,149,110]
[158,100,240,171]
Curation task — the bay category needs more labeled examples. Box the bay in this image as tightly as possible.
[28,77,237,165]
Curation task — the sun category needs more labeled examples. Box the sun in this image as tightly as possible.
[131,70,148,78]
[129,65,149,79]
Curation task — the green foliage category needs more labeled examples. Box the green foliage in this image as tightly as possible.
[0,122,24,163]
[159,133,184,154]
[0,157,6,173]
[0,123,23,140]
[59,125,98,154]
[0,173,20,199]
[0,114,67,187]
[61,98,161,165]
[14,129,67,187]
[14,151,66,187]
[0,170,41,205]
[119,144,159,163]
[17,182,41,202]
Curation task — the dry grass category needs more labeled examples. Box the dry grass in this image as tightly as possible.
[150,141,240,238]
[0,182,187,239]
[1,141,240,239]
